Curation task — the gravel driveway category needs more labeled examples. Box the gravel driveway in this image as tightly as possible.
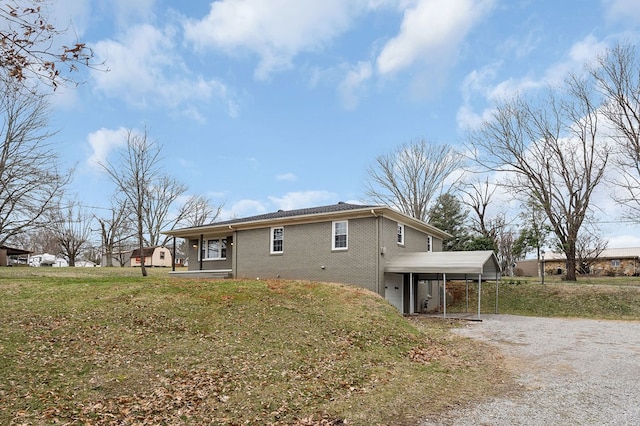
[422,315,640,425]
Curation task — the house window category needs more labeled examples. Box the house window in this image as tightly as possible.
[612,259,621,268]
[427,235,433,252]
[205,238,227,260]
[271,227,284,254]
[332,220,348,250]
[397,223,405,246]
[160,251,165,260]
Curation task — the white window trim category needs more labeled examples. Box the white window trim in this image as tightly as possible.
[203,238,227,260]
[427,235,433,252]
[397,223,405,246]
[271,226,284,254]
[332,220,348,250]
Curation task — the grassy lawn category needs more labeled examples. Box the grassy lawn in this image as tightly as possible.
[0,268,511,425]
[446,275,640,319]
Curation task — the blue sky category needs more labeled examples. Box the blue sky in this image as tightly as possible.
[47,0,640,247]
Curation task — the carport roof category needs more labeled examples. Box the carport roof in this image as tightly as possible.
[385,250,501,280]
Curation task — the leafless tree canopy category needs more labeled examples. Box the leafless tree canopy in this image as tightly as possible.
[365,139,463,222]
[100,129,163,276]
[0,80,69,246]
[48,201,93,266]
[591,44,640,222]
[468,75,609,281]
[97,197,135,267]
[175,195,223,228]
[0,0,98,89]
[460,179,503,240]
[143,175,187,247]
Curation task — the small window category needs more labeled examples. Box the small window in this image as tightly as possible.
[159,251,165,260]
[205,238,227,260]
[271,227,284,254]
[332,220,348,250]
[397,223,405,245]
[612,259,621,268]
[427,235,433,252]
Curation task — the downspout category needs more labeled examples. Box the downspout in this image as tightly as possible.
[230,226,237,279]
[199,234,203,271]
[371,209,381,296]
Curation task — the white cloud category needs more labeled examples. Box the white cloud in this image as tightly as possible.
[376,0,495,76]
[603,0,640,24]
[91,24,234,116]
[183,0,372,80]
[86,127,129,170]
[456,35,610,131]
[276,173,298,182]
[221,199,268,220]
[338,61,373,109]
[268,191,336,210]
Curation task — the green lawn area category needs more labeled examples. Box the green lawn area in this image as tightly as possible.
[0,268,510,426]
[446,275,640,320]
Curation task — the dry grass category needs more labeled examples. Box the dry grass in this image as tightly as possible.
[447,276,640,319]
[0,267,510,425]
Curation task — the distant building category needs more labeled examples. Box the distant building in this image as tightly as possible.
[0,245,31,266]
[102,246,173,267]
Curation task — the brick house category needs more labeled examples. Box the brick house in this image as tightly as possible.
[163,202,501,314]
[543,247,640,276]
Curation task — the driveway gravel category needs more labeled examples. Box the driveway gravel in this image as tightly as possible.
[422,315,640,425]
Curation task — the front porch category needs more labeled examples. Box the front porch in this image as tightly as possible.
[169,269,233,279]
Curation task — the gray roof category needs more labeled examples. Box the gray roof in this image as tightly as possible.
[209,202,379,228]
[385,250,501,280]
[165,202,452,240]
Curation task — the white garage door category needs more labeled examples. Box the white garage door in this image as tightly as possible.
[384,273,403,312]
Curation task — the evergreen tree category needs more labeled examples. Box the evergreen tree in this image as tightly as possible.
[427,193,470,251]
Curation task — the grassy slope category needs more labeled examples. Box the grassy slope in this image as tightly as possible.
[447,276,640,320]
[0,268,510,426]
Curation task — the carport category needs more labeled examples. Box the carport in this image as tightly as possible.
[384,250,502,318]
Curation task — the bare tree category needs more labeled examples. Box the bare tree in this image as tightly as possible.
[143,175,187,247]
[0,0,98,89]
[590,44,640,222]
[100,128,162,277]
[572,222,608,275]
[49,201,93,266]
[0,80,70,246]
[468,75,609,281]
[365,139,463,222]
[176,195,223,228]
[13,226,58,254]
[97,197,134,267]
[460,178,503,241]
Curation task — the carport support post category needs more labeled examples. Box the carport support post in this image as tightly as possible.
[477,274,482,320]
[409,273,414,315]
[443,273,447,319]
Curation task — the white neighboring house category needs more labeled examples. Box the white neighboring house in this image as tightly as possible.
[29,254,69,267]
